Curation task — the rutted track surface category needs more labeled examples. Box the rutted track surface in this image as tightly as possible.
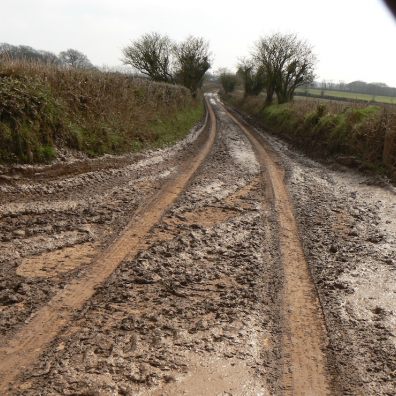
[226,109,331,395]
[0,94,395,395]
[0,98,215,393]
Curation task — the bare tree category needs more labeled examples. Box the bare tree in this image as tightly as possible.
[59,49,93,69]
[0,43,60,65]
[173,36,211,97]
[219,70,237,94]
[254,33,316,104]
[237,58,266,97]
[122,33,174,83]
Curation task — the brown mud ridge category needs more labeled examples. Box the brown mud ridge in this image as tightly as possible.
[0,153,145,183]
[0,94,395,395]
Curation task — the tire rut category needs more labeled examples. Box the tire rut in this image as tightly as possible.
[1,94,335,395]
[223,104,333,395]
[0,96,216,394]
[9,94,281,395]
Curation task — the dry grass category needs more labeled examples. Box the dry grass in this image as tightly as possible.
[0,60,202,163]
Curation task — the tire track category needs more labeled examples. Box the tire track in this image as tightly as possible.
[0,95,217,394]
[222,102,333,395]
[12,94,279,395]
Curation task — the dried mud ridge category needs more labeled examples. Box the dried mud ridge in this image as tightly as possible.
[0,94,395,395]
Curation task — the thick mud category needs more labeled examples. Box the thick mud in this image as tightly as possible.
[4,97,282,395]
[227,109,332,395]
[0,120,205,339]
[253,126,396,395]
[0,95,395,395]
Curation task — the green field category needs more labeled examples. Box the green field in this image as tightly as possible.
[295,87,396,104]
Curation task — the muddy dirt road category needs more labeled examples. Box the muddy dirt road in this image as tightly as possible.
[0,94,395,395]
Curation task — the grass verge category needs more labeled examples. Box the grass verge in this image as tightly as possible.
[225,94,396,182]
[150,103,204,148]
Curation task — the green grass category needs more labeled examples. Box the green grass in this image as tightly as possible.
[0,76,63,163]
[296,87,396,105]
[150,102,204,148]
[260,103,384,158]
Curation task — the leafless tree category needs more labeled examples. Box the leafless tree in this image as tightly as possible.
[173,36,211,97]
[122,33,174,83]
[254,33,316,104]
[59,49,93,69]
[0,43,60,65]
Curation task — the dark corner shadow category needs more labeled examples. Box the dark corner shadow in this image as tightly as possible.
[383,0,396,18]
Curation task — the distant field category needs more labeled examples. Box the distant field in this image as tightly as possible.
[295,87,396,104]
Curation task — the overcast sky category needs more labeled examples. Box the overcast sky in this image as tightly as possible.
[1,0,396,86]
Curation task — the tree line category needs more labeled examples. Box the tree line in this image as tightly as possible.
[220,33,316,105]
[123,32,317,104]
[310,80,396,98]
[7,33,391,103]
[0,43,94,69]
[1,34,314,104]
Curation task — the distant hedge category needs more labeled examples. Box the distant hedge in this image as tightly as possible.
[226,95,396,182]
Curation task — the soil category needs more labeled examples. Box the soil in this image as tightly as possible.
[0,94,395,395]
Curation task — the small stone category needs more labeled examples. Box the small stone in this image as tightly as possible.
[17,283,30,295]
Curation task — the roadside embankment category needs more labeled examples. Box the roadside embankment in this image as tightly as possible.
[224,94,396,182]
[0,61,203,164]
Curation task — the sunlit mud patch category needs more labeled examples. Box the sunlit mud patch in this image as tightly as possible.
[149,355,268,396]
[140,206,238,251]
[16,242,97,278]
[225,176,263,209]
[227,136,259,175]
[177,206,237,228]
[141,177,262,250]
[341,264,396,346]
